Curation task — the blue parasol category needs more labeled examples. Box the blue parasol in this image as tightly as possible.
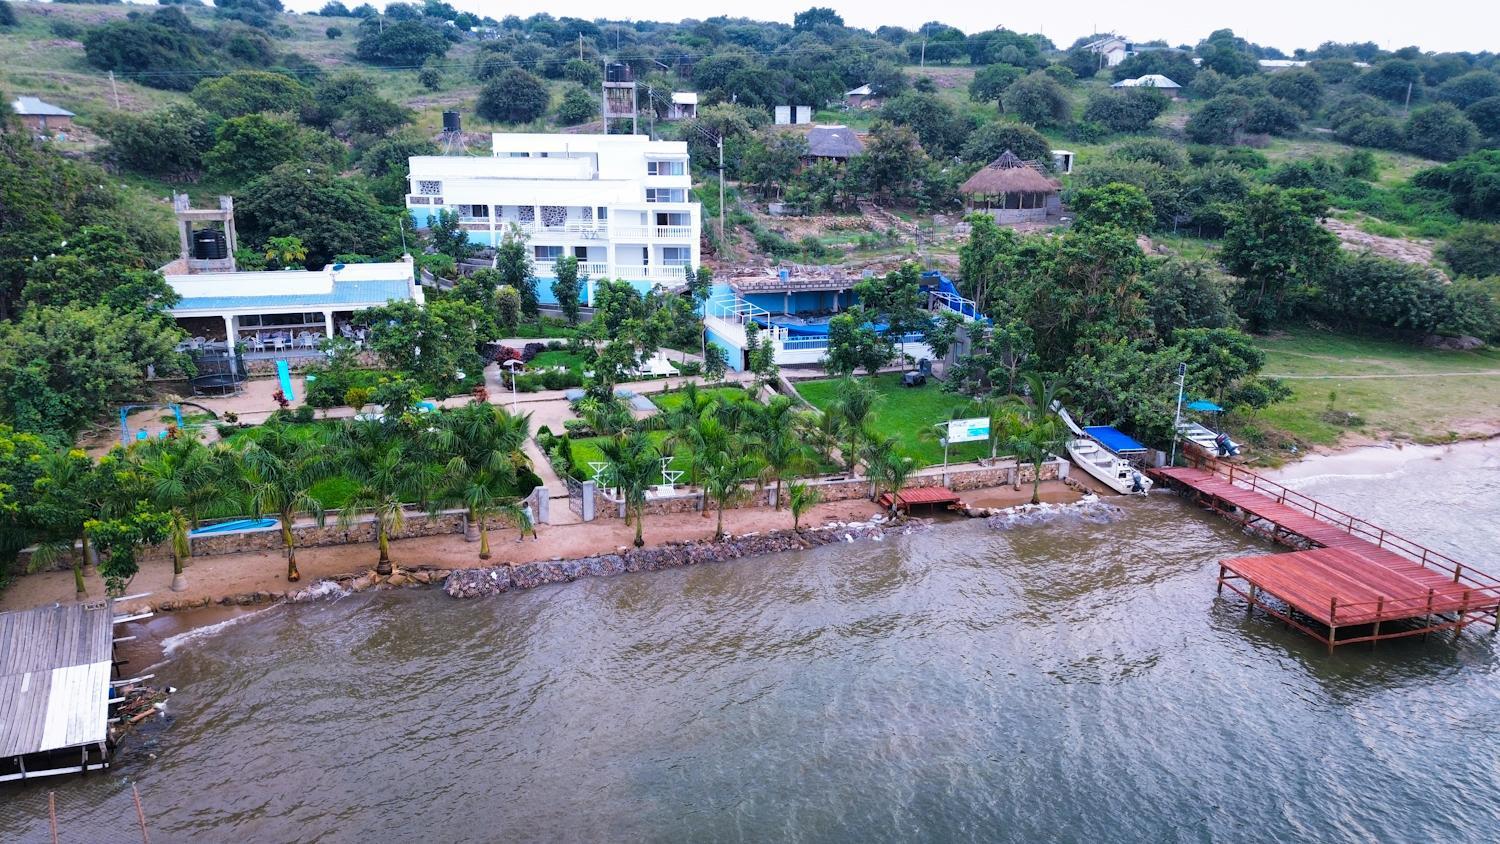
[1185,400,1223,412]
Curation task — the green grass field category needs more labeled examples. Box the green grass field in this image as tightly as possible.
[568,430,690,485]
[651,386,752,412]
[528,350,588,372]
[1245,328,1500,449]
[797,374,991,467]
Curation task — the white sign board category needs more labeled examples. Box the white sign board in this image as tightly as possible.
[946,417,990,444]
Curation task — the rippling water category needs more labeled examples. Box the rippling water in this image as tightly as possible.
[4,476,1500,843]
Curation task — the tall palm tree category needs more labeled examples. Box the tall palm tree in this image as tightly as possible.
[134,435,235,592]
[239,423,331,582]
[432,402,534,560]
[701,445,758,541]
[337,419,440,575]
[752,396,813,510]
[1010,373,1069,505]
[600,430,656,548]
[28,448,108,597]
[827,377,879,475]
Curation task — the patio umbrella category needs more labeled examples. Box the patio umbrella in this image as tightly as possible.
[1185,400,1223,412]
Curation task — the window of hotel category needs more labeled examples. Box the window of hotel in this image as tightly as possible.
[508,152,530,158]
[662,247,691,265]
[645,188,685,203]
[647,160,685,176]
[573,247,588,259]
[418,180,442,195]
[534,246,563,260]
[597,207,608,220]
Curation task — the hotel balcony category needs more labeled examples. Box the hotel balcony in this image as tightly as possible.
[533,262,691,283]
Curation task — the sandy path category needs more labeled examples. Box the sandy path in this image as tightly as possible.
[0,482,1082,613]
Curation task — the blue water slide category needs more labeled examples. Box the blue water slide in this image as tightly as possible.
[276,360,295,402]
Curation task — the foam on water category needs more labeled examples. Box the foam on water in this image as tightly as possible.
[160,604,282,657]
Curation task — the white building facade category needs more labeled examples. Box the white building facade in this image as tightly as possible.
[406,134,701,305]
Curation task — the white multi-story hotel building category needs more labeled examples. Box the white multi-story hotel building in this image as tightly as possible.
[406,134,701,305]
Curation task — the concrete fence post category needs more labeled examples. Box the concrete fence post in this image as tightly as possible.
[581,480,596,522]
[532,485,550,526]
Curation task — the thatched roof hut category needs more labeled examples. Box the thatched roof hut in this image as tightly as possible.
[805,125,864,160]
[960,150,1061,221]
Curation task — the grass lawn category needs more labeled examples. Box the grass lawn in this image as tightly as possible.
[797,374,991,467]
[1244,328,1500,449]
[568,431,691,485]
[651,386,752,412]
[528,350,588,372]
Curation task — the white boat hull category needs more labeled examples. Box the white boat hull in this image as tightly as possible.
[1067,438,1152,495]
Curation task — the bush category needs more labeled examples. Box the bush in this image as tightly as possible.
[1404,103,1480,161]
[50,20,84,39]
[1107,137,1186,169]
[969,63,1025,104]
[1001,72,1072,127]
[1439,223,1500,277]
[1081,88,1169,133]
[326,26,343,39]
[1466,97,1500,137]
[677,361,703,376]
[960,122,1051,165]
[555,86,597,126]
[292,405,316,423]
[1185,95,1251,145]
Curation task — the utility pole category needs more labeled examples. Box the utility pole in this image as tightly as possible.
[920,39,927,67]
[1403,80,1413,114]
[718,134,726,252]
[579,33,584,61]
[108,71,120,109]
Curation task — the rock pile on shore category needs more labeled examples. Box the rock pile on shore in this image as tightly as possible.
[446,519,925,599]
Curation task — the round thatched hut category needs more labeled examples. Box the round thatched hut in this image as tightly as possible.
[959,150,1062,223]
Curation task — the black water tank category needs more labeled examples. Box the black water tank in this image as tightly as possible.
[606,62,629,83]
[442,110,461,133]
[193,228,227,260]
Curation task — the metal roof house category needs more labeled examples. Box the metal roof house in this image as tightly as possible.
[804,125,864,161]
[11,96,74,133]
[0,602,115,782]
[1111,74,1183,96]
[667,92,698,120]
[1080,36,1134,67]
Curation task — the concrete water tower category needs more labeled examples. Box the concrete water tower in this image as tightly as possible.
[602,62,638,135]
[173,194,237,273]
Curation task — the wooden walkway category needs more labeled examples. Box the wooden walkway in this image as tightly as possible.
[1150,463,1500,650]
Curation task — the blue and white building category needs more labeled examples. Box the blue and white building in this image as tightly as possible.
[703,269,984,371]
[406,134,702,305]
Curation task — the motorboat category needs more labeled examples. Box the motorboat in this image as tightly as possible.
[1066,436,1152,495]
[1177,421,1240,457]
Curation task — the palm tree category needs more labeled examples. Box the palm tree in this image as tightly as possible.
[134,436,234,592]
[788,480,820,532]
[702,446,758,541]
[239,423,330,582]
[1010,373,1069,505]
[432,402,534,561]
[752,396,813,510]
[827,377,879,475]
[600,430,656,547]
[337,419,440,575]
[264,235,308,269]
[28,448,108,597]
[865,438,918,515]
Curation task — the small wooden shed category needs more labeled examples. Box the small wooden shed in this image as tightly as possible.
[959,150,1062,224]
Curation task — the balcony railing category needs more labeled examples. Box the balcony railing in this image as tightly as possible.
[535,261,609,279]
[612,225,695,241]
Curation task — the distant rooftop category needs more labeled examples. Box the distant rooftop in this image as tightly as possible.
[11,96,74,117]
[1112,74,1182,89]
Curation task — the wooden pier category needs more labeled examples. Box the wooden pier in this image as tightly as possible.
[1149,461,1500,651]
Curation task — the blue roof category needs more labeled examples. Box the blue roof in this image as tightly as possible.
[173,279,414,312]
[1083,425,1148,454]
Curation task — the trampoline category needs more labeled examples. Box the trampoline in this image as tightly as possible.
[191,373,243,397]
[188,347,245,396]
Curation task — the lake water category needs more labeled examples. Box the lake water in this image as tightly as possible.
[3,447,1499,843]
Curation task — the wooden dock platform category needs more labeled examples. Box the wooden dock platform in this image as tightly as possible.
[1150,462,1500,651]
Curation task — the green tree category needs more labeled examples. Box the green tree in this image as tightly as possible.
[556,85,597,126]
[433,402,532,561]
[703,343,729,382]
[825,312,889,378]
[337,419,441,575]
[1440,223,1500,277]
[1001,72,1072,127]
[1081,88,1169,132]
[702,443,757,541]
[969,64,1026,105]
[1008,373,1067,505]
[880,92,972,157]
[742,132,809,198]
[552,255,583,325]
[240,422,331,582]
[787,480,820,532]
[22,226,177,312]
[97,104,221,178]
[863,436,917,514]
[355,18,450,66]
[87,505,173,597]
[599,430,656,547]
[236,163,391,269]
[1403,103,1480,161]
[1357,58,1423,103]
[1145,258,1239,336]
[189,70,313,118]
[27,448,107,597]
[1412,151,1500,219]
[1221,187,1340,331]
[752,396,813,510]
[133,436,233,593]
[477,68,550,124]
[1072,182,1155,233]
[496,226,538,322]
[1185,95,1251,144]
[827,376,878,474]
[263,236,308,270]
[428,209,473,262]
[358,299,485,395]
[959,122,1051,166]
[958,213,1021,314]
[0,304,184,440]
[205,114,340,182]
[1267,68,1325,114]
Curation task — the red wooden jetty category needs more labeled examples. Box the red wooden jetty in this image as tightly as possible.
[877,486,964,515]
[1149,461,1500,651]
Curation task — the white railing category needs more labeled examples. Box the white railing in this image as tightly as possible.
[612,225,695,241]
[619,264,692,282]
[704,294,787,343]
[535,261,608,278]
[499,222,610,239]
[929,290,984,322]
